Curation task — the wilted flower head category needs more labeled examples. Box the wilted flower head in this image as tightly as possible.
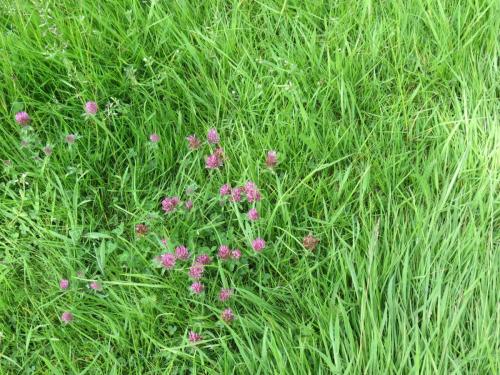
[161,196,180,213]
[252,238,266,252]
[195,254,212,265]
[43,146,53,156]
[161,253,176,269]
[84,101,98,115]
[153,255,162,265]
[265,150,278,168]
[214,147,224,159]
[190,282,204,294]
[205,153,222,169]
[186,135,201,150]
[175,245,190,260]
[189,264,204,279]
[218,245,231,260]
[188,331,202,343]
[89,281,103,291]
[245,181,261,202]
[303,233,319,251]
[65,134,76,144]
[221,308,235,323]
[219,288,234,302]
[61,311,73,324]
[135,223,148,236]
[59,279,69,290]
[185,185,196,195]
[247,208,259,221]
[185,200,193,211]
[219,183,231,196]
[231,249,241,260]
[76,270,86,278]
[20,140,29,148]
[149,133,160,143]
[207,128,220,144]
[15,111,31,126]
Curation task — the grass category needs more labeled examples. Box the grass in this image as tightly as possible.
[0,0,498,373]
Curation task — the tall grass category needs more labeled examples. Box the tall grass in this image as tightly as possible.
[0,0,498,373]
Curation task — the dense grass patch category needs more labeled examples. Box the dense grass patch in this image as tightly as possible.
[0,0,498,373]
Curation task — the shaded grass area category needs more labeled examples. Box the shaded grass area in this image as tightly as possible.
[0,0,498,373]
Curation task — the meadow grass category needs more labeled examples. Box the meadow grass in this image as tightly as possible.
[0,0,498,373]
